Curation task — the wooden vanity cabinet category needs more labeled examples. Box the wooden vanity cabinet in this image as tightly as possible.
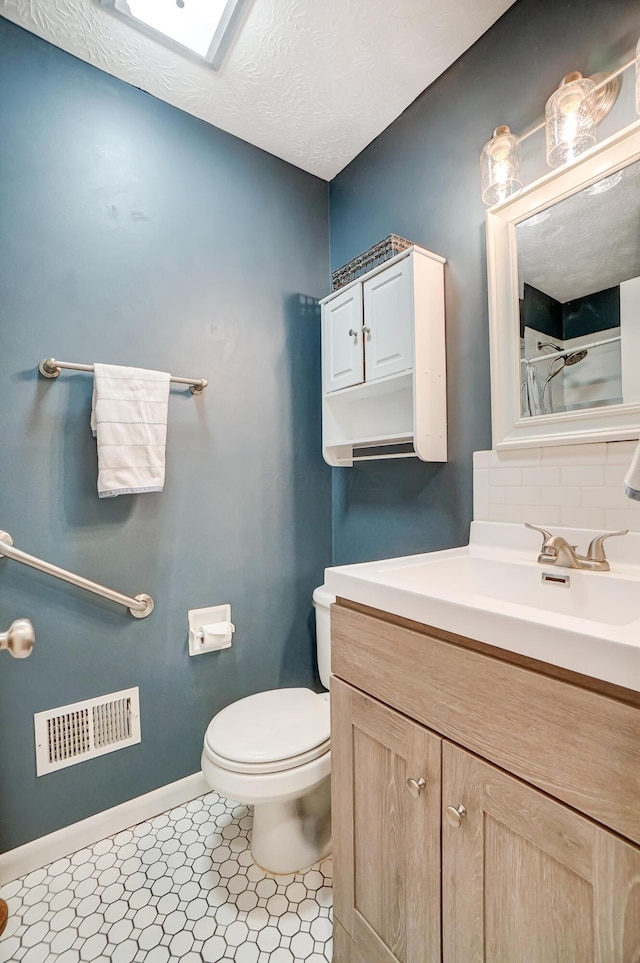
[330,601,640,963]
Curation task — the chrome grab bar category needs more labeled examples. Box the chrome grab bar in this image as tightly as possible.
[0,531,153,618]
[39,358,208,395]
[0,619,35,658]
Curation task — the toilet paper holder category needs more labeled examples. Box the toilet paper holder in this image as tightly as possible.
[188,604,235,656]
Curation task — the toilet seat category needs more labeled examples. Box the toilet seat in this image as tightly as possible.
[205,739,330,775]
[204,687,330,775]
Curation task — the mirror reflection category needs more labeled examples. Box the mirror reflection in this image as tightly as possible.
[517,159,640,418]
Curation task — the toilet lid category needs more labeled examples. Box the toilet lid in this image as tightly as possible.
[205,688,330,765]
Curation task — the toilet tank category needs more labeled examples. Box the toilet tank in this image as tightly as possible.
[312,585,335,691]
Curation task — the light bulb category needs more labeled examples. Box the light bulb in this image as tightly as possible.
[480,126,522,206]
[545,72,597,168]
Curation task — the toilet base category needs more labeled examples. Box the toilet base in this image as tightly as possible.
[251,775,331,875]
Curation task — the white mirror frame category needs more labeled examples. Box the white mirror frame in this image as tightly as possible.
[486,117,640,450]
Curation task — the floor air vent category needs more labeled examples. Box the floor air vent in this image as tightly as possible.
[34,687,141,776]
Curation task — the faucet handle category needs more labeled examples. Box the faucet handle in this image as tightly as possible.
[524,522,554,546]
[586,529,628,562]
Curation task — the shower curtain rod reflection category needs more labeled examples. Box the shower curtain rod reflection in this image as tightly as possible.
[39,358,208,394]
[521,334,621,365]
[0,531,154,618]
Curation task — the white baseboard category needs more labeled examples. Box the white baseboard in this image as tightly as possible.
[0,771,209,886]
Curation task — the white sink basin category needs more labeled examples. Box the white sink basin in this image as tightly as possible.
[324,521,640,692]
[376,554,640,626]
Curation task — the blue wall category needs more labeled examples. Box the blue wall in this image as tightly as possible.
[0,19,331,851]
[328,0,640,565]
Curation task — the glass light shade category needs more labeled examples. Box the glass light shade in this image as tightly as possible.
[545,72,597,168]
[584,169,624,195]
[480,125,522,206]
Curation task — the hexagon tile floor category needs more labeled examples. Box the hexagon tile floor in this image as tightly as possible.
[0,790,333,963]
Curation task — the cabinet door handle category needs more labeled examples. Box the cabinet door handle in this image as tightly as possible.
[445,803,467,828]
[406,777,426,798]
[362,326,371,336]
[348,328,358,339]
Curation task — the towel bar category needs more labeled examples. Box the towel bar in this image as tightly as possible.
[39,358,207,394]
[0,531,154,618]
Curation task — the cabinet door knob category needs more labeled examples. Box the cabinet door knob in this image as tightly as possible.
[406,777,426,798]
[348,328,358,338]
[362,326,371,336]
[445,803,467,828]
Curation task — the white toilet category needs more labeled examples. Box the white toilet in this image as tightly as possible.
[201,585,334,874]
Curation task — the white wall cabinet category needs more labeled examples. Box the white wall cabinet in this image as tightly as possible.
[320,246,446,466]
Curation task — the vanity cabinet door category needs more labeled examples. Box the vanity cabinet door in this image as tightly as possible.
[442,742,640,963]
[322,283,364,393]
[362,257,413,383]
[332,677,441,963]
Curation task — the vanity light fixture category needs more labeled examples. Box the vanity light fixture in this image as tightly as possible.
[480,125,522,205]
[480,51,632,205]
[98,0,250,70]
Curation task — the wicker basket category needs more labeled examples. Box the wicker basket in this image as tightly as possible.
[331,234,414,291]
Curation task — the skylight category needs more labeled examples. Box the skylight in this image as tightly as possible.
[99,0,248,70]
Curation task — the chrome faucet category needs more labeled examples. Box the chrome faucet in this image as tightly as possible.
[525,523,628,572]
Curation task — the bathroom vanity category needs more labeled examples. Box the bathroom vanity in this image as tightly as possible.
[326,523,640,962]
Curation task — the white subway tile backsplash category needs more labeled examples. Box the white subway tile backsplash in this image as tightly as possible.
[605,507,640,532]
[489,448,541,466]
[490,467,522,486]
[540,443,607,465]
[560,506,606,529]
[473,442,640,531]
[526,505,561,526]
[488,503,524,523]
[605,465,626,487]
[540,486,581,507]
[473,469,489,521]
[560,465,604,487]
[522,466,561,487]
[504,486,540,505]
[559,465,605,487]
[606,440,639,464]
[581,486,630,510]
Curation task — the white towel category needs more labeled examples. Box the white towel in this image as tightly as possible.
[624,441,640,501]
[523,361,543,417]
[91,363,170,498]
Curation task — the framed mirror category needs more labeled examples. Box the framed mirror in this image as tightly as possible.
[486,118,640,449]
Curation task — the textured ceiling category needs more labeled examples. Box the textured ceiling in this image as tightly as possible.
[517,160,640,303]
[0,0,517,179]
